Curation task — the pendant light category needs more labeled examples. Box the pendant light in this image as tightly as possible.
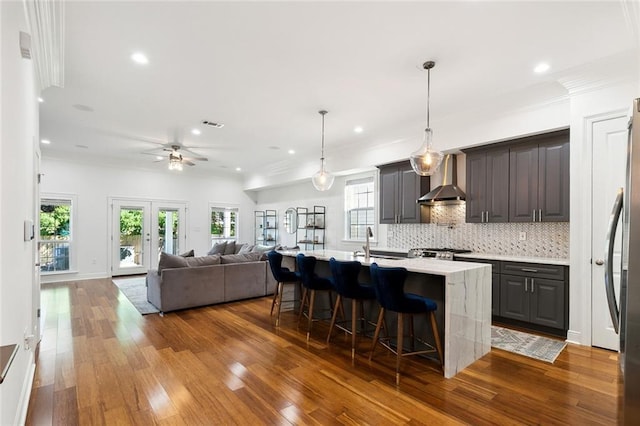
[312,110,335,191]
[410,61,444,176]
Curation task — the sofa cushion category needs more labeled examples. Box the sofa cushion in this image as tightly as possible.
[207,241,227,255]
[185,255,221,267]
[234,243,246,254]
[224,241,237,255]
[158,252,189,273]
[180,249,195,257]
[238,244,254,254]
[220,252,262,264]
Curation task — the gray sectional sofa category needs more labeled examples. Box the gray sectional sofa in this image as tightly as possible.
[146,250,276,313]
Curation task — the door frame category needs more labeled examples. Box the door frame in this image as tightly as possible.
[109,197,188,276]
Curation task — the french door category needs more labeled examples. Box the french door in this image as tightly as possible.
[111,199,187,276]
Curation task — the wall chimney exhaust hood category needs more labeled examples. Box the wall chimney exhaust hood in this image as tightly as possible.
[417,154,466,205]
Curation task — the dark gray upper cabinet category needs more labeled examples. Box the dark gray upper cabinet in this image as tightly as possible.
[509,131,570,222]
[465,147,510,223]
[377,161,430,224]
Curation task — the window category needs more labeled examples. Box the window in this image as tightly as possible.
[345,176,375,240]
[210,206,238,244]
[40,197,74,273]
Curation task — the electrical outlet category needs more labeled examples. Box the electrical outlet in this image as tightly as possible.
[519,231,527,241]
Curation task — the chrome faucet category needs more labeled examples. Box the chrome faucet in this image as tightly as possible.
[363,226,373,259]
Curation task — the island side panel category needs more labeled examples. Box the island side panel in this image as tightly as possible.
[443,266,492,378]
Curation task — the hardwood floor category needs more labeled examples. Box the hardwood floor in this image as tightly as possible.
[26,278,622,425]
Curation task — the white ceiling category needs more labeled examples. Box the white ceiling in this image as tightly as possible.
[39,1,639,186]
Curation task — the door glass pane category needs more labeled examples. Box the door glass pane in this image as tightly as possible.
[119,208,144,268]
[158,209,179,256]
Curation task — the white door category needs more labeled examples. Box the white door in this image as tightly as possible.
[592,114,628,350]
[151,202,187,267]
[112,200,152,276]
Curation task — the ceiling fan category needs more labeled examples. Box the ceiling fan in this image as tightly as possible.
[145,144,208,170]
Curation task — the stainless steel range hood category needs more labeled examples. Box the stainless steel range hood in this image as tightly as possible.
[417,154,466,205]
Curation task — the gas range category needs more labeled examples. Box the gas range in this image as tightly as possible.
[407,247,472,260]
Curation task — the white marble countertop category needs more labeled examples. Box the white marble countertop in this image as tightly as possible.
[454,252,569,266]
[281,249,490,277]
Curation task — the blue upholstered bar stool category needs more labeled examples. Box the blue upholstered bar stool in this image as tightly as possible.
[267,250,299,327]
[326,258,378,360]
[296,253,335,341]
[368,263,443,385]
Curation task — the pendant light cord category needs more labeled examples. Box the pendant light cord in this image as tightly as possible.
[319,110,328,167]
[426,67,430,129]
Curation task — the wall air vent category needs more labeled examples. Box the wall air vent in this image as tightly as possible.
[202,120,224,128]
[20,32,31,59]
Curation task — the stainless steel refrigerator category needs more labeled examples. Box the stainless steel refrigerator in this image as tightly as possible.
[604,97,640,424]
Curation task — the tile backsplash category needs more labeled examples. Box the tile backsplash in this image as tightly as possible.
[387,204,569,259]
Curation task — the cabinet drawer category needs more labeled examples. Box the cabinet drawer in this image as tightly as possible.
[500,261,565,280]
[456,257,500,273]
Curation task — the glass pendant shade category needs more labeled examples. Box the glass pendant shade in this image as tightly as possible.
[312,162,335,191]
[409,128,444,176]
[312,110,334,191]
[410,60,444,176]
[168,153,183,171]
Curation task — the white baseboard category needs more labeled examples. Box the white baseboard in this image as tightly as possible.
[16,352,35,426]
[41,271,109,284]
[566,330,583,345]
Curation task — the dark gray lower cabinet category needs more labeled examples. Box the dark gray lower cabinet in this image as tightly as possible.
[499,262,567,330]
[459,257,568,331]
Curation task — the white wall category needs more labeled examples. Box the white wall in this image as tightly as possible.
[0,2,38,424]
[40,159,258,282]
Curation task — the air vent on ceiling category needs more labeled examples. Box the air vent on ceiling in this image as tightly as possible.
[202,120,224,128]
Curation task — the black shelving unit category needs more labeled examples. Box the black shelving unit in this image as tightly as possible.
[255,210,278,244]
[296,206,325,250]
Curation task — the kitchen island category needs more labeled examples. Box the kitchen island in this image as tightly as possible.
[280,249,492,378]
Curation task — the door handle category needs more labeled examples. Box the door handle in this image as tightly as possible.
[595,259,604,266]
[604,188,624,333]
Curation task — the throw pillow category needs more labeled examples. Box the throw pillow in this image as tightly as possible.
[158,252,189,274]
[224,241,236,255]
[207,241,227,255]
[185,255,221,267]
[238,244,254,254]
[220,252,262,264]
[234,243,246,254]
[179,249,195,257]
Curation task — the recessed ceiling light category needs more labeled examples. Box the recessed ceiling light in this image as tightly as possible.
[288,149,295,155]
[235,167,242,172]
[354,126,364,133]
[131,52,149,65]
[191,128,201,135]
[156,156,163,160]
[534,62,550,74]
[37,97,44,103]
[41,139,50,144]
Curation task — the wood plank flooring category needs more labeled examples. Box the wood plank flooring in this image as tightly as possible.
[26,278,622,425]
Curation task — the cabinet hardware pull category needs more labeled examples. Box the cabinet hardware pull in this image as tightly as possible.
[531,278,535,293]
[524,277,528,292]
[532,210,536,221]
[521,268,538,273]
[538,209,542,222]
[595,259,604,265]
[481,211,485,223]
[486,211,490,222]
